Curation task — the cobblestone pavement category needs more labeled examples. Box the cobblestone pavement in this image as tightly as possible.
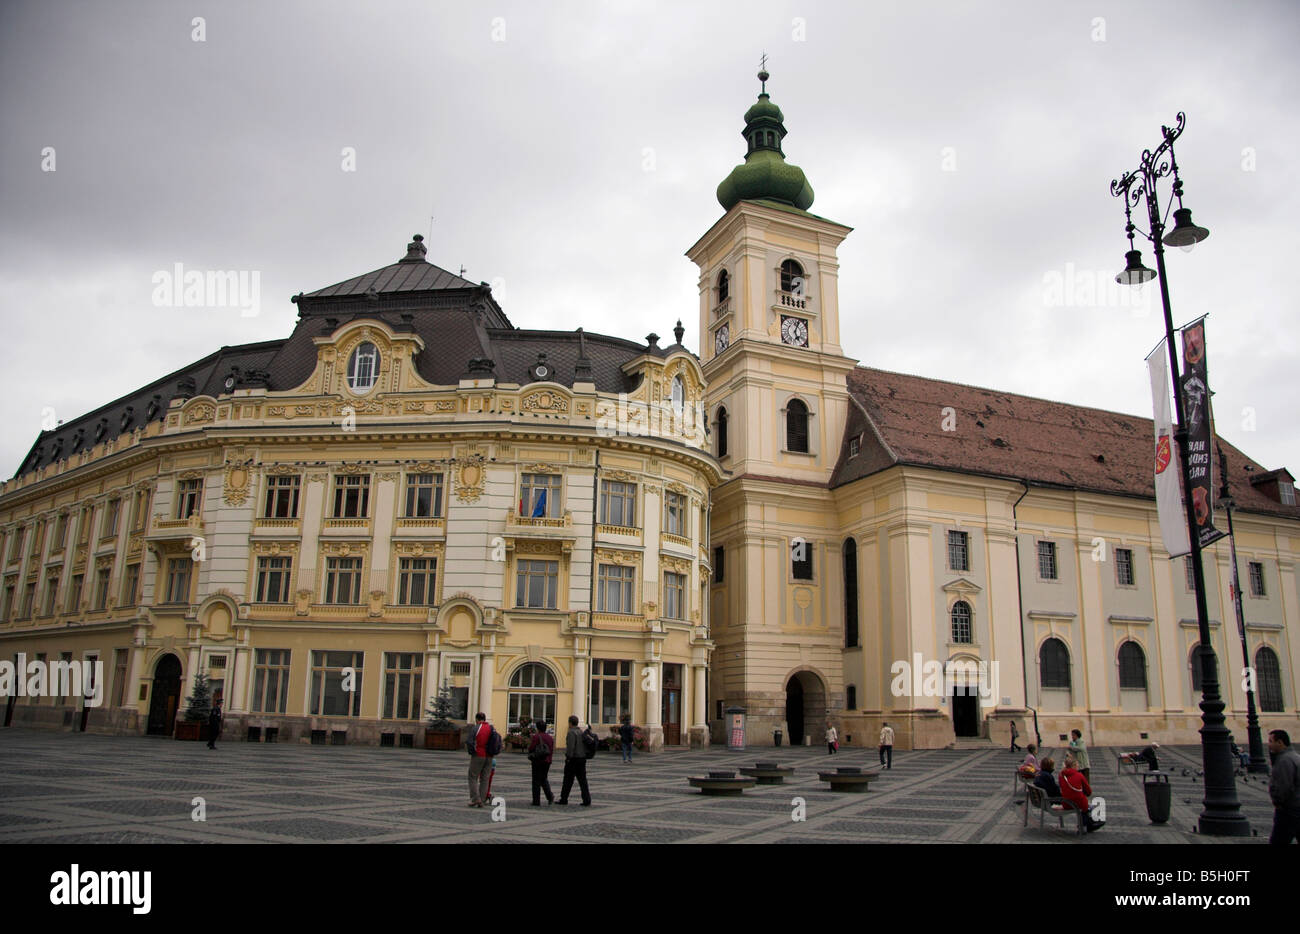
[0,729,1276,843]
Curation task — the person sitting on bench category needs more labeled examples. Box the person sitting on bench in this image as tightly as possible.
[1033,756,1061,800]
[1060,753,1103,832]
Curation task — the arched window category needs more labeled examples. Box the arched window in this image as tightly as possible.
[1189,643,1203,693]
[508,663,557,726]
[780,259,804,293]
[347,341,380,393]
[716,406,728,458]
[1040,638,1070,689]
[846,684,857,710]
[716,269,729,303]
[843,538,859,648]
[1255,646,1284,712]
[951,601,972,644]
[786,399,809,453]
[1118,641,1147,690]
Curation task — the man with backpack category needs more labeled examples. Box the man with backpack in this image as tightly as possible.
[557,714,593,806]
[465,712,502,808]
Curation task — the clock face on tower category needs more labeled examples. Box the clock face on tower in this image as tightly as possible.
[780,315,809,347]
[714,324,730,355]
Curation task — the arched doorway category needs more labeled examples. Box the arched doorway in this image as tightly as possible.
[146,654,182,736]
[784,670,827,746]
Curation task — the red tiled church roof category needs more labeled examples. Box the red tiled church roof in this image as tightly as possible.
[832,367,1299,521]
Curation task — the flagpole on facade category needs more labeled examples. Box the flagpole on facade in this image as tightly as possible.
[1216,444,1270,775]
[1110,113,1249,836]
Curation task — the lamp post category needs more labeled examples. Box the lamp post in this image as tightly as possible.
[1216,444,1269,774]
[1110,113,1249,836]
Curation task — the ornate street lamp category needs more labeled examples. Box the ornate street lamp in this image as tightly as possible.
[1216,444,1270,774]
[1110,113,1249,836]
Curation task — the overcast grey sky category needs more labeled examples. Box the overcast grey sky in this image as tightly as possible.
[2,0,1297,480]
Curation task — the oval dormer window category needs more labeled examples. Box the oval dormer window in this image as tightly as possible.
[347,341,379,393]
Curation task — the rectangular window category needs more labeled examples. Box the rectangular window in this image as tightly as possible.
[663,572,686,619]
[1248,562,1266,598]
[164,559,192,603]
[1116,548,1135,586]
[332,475,371,518]
[104,499,121,538]
[121,564,140,606]
[947,530,969,572]
[397,557,438,606]
[262,475,301,519]
[588,659,631,724]
[67,574,84,613]
[176,479,203,519]
[111,648,129,708]
[21,582,36,619]
[520,473,562,518]
[515,559,559,609]
[791,538,813,580]
[1184,556,1195,592]
[404,473,445,519]
[713,546,725,584]
[94,565,111,610]
[599,480,636,527]
[664,492,687,537]
[324,557,363,604]
[310,650,362,717]
[43,571,60,616]
[596,564,635,614]
[255,556,293,603]
[1037,541,1057,580]
[382,652,424,720]
[252,649,291,714]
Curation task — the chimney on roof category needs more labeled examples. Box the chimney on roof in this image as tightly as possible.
[673,320,685,345]
[400,233,428,263]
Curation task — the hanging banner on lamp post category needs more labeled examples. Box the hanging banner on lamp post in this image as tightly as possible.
[1179,317,1226,549]
[1147,339,1190,557]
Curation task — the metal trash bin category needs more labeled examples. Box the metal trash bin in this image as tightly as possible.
[1143,772,1171,823]
[773,729,783,747]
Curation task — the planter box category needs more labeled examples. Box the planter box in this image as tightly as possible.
[424,729,462,751]
[175,721,209,741]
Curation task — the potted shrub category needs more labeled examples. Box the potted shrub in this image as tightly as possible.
[424,679,463,750]
[175,671,211,741]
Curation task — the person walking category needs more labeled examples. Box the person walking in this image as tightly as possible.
[206,700,222,750]
[618,714,636,763]
[879,722,894,769]
[465,712,500,808]
[557,714,591,806]
[1009,720,1020,753]
[1267,729,1300,845]
[1068,729,1091,782]
[825,721,838,754]
[528,718,555,806]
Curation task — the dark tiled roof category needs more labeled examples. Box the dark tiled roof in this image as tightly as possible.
[832,366,1300,521]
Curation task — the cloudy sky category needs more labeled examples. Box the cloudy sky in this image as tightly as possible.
[2,0,1297,481]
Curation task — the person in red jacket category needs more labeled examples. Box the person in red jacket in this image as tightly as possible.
[1060,753,1103,832]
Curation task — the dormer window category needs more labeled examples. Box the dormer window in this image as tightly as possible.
[780,259,804,294]
[347,342,379,394]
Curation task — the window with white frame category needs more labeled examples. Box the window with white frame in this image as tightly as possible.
[382,652,424,720]
[404,473,445,519]
[515,559,558,609]
[324,557,363,604]
[599,480,636,527]
[596,564,635,614]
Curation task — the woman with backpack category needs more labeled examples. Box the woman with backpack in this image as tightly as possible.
[528,719,555,806]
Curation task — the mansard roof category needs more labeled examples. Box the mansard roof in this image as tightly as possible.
[833,366,1300,521]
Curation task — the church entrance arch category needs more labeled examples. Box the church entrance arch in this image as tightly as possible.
[146,654,183,736]
[784,670,826,746]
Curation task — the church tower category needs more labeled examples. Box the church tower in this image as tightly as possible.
[688,68,858,744]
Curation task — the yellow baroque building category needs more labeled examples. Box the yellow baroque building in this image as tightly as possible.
[1,234,720,750]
